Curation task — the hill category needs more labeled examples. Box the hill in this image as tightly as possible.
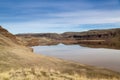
[0,26,120,80]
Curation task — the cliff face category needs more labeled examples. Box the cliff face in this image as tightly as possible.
[62,28,120,40]
[17,28,120,40]
[16,28,120,47]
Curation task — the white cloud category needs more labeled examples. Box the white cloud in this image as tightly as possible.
[0,0,120,33]
[1,10,120,34]
[30,10,120,24]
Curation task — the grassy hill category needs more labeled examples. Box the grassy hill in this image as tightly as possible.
[0,26,120,80]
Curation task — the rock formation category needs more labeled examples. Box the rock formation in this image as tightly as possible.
[62,28,120,40]
[16,28,120,47]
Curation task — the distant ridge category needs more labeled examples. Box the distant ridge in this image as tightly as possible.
[16,28,120,47]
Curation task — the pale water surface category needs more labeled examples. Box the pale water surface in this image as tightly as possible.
[32,44,120,72]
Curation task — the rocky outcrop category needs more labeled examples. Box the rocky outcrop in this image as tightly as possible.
[62,28,120,40]
[17,28,120,40]
[16,28,120,47]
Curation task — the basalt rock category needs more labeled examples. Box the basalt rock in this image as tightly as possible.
[62,28,120,40]
[16,28,120,46]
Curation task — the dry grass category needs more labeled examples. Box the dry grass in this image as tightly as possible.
[0,67,119,80]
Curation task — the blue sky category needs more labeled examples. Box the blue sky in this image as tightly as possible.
[0,0,120,34]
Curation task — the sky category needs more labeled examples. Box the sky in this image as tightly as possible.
[0,0,120,34]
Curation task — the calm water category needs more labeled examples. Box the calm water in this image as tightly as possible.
[32,43,120,72]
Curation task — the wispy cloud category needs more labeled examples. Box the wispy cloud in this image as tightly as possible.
[0,0,120,33]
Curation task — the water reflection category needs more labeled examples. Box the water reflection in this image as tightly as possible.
[33,43,120,72]
[77,41,120,50]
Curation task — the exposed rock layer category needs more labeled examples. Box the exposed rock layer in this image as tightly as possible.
[16,28,120,47]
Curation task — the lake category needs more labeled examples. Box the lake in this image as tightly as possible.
[32,43,120,72]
